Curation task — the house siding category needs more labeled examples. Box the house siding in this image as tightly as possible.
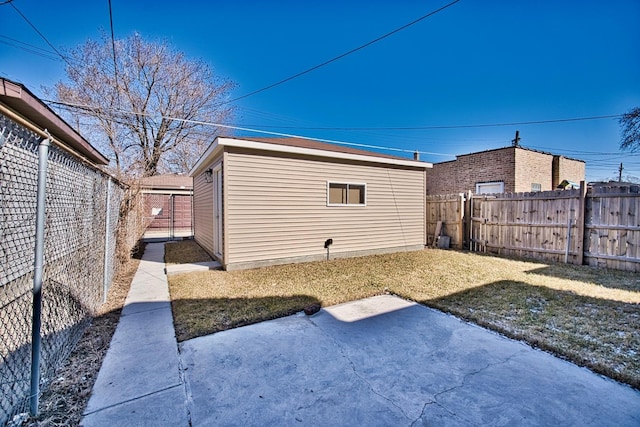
[193,159,220,257]
[224,149,425,269]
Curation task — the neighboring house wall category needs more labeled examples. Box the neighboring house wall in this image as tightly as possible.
[553,156,586,188]
[514,148,553,192]
[223,149,425,269]
[426,148,516,194]
[425,146,585,195]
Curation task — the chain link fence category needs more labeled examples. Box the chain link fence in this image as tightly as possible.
[0,114,127,425]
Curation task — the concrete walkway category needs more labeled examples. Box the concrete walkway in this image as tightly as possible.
[83,243,640,426]
[81,243,188,426]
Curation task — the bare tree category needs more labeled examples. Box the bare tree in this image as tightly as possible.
[54,33,235,177]
[620,107,640,153]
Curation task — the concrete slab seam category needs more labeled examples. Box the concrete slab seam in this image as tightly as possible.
[308,311,414,422]
[176,343,194,426]
[120,304,171,318]
[82,382,184,417]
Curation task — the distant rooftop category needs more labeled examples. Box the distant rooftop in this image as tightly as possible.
[140,174,192,190]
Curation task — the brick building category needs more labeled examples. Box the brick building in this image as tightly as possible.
[425,145,585,195]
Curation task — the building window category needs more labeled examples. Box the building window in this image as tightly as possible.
[531,183,542,192]
[475,181,504,194]
[327,182,366,206]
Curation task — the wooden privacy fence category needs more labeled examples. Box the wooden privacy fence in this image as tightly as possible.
[426,183,640,272]
[425,193,466,249]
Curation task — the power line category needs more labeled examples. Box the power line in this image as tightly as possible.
[107,0,119,100]
[45,98,637,162]
[10,2,75,69]
[43,99,455,157]
[224,0,461,105]
[233,114,622,131]
[0,34,60,60]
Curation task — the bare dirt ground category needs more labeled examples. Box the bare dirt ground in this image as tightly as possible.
[23,245,144,426]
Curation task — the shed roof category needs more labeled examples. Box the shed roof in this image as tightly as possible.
[140,174,193,190]
[191,136,431,176]
[0,78,108,165]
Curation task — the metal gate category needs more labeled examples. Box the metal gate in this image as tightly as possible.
[143,193,193,240]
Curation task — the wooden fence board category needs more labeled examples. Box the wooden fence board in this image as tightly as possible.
[433,183,639,271]
[425,194,465,249]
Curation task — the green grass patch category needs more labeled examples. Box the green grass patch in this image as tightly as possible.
[167,241,640,389]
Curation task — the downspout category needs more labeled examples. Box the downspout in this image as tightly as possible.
[103,177,112,303]
[30,133,50,416]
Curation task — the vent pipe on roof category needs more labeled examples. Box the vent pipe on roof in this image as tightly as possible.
[413,151,420,161]
[512,130,521,147]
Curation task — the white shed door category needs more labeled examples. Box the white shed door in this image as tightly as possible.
[213,166,223,257]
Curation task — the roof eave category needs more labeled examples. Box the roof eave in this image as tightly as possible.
[223,137,432,169]
[0,79,109,165]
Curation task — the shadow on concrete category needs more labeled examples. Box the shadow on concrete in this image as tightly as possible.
[180,294,640,426]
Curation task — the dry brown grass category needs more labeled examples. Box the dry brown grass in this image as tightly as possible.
[24,244,145,426]
[167,242,640,390]
[164,239,212,264]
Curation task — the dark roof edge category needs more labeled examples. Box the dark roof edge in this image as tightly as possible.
[451,145,585,163]
[0,78,109,165]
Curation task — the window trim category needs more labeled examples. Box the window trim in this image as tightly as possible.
[327,181,367,206]
[475,181,504,194]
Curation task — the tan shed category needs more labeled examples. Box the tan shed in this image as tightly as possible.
[190,136,432,270]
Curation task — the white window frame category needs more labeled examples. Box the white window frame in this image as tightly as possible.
[475,181,504,194]
[531,183,542,192]
[326,181,367,207]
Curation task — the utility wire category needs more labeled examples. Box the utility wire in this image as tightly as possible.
[10,2,75,69]
[45,99,636,160]
[233,114,622,131]
[44,99,455,157]
[224,0,461,104]
[107,0,119,100]
[0,36,60,61]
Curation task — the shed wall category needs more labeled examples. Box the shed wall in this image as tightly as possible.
[192,159,220,257]
[224,149,425,269]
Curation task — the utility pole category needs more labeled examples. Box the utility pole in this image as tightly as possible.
[512,130,521,147]
[618,163,623,182]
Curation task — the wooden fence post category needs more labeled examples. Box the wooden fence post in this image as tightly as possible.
[576,180,587,265]
[457,193,464,250]
[465,190,472,250]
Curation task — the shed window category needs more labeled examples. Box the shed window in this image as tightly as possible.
[328,182,366,206]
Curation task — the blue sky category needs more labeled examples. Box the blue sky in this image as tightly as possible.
[2,0,640,182]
